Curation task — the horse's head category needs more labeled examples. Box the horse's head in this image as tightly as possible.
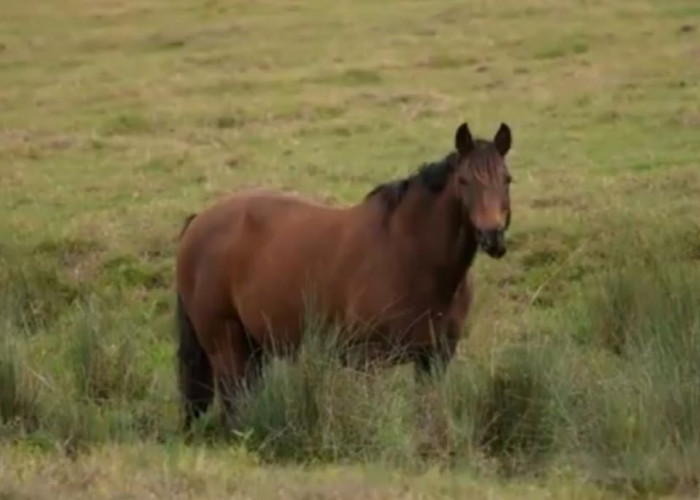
[451,122,513,259]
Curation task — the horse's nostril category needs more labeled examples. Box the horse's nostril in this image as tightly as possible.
[479,229,499,242]
[477,229,505,254]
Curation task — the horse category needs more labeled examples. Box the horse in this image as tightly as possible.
[175,121,514,430]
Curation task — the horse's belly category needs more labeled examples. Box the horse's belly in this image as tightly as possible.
[234,265,342,352]
[236,288,305,349]
[238,281,454,363]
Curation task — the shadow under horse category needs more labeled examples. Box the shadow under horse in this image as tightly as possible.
[176,121,514,430]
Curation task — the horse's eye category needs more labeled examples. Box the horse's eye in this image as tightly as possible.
[505,175,513,185]
[458,177,469,186]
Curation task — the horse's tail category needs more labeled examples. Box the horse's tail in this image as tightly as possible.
[179,213,197,238]
[177,293,213,431]
[176,213,213,430]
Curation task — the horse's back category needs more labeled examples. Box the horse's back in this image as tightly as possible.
[178,188,339,256]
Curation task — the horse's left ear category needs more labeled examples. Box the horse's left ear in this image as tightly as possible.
[455,122,474,156]
[494,123,512,156]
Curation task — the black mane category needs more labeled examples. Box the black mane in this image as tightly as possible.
[365,152,458,211]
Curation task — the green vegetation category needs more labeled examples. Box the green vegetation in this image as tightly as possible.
[2,0,699,497]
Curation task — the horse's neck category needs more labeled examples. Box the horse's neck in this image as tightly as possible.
[390,187,477,300]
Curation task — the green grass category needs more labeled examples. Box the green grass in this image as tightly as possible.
[2,0,700,497]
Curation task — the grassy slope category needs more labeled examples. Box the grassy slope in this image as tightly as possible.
[1,0,700,497]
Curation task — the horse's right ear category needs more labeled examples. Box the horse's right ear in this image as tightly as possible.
[494,122,512,156]
[455,122,474,156]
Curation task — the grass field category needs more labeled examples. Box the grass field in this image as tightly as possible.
[2,0,700,498]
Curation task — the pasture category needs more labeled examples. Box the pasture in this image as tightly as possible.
[1,0,700,497]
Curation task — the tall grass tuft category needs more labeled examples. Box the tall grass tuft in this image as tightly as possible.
[0,337,41,433]
[480,342,557,465]
[0,249,82,334]
[67,296,152,403]
[236,307,570,471]
[237,310,418,464]
[562,241,700,494]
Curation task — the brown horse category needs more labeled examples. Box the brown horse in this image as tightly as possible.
[176,122,514,429]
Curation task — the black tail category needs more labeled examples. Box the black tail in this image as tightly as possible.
[177,293,213,431]
[180,213,197,238]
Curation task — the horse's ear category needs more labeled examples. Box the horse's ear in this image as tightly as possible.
[494,122,512,156]
[455,122,474,156]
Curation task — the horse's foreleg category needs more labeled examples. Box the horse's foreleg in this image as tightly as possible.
[413,323,459,384]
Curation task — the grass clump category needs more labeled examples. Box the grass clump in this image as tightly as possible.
[1,286,174,448]
[235,310,570,472]
[0,337,41,433]
[237,312,417,464]
[67,296,153,403]
[0,250,81,334]
[564,247,700,494]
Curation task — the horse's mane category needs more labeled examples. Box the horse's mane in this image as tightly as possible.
[364,152,458,211]
[365,140,504,213]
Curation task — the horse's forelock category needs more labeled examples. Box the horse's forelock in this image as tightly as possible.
[463,143,507,187]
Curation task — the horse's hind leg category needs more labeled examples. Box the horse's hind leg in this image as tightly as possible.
[192,312,260,429]
[242,332,264,393]
[215,319,266,429]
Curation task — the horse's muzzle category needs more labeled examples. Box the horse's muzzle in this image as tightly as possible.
[477,229,506,259]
